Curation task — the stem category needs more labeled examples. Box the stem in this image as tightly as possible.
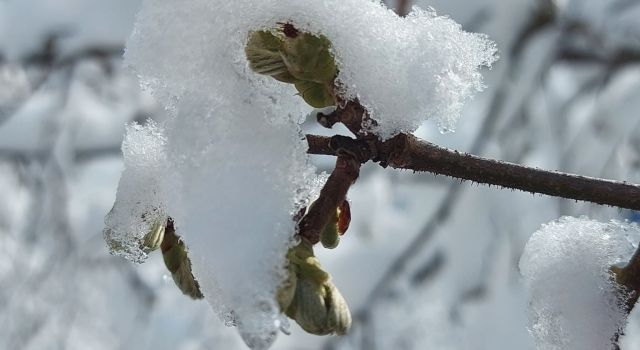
[306,133,640,211]
[298,155,361,244]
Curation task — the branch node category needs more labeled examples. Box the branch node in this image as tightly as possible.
[317,110,339,129]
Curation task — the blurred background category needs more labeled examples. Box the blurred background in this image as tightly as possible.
[1,0,640,349]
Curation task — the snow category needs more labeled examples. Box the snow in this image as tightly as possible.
[125,0,497,139]
[118,0,496,347]
[519,216,640,350]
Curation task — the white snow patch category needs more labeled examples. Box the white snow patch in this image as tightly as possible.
[125,0,496,139]
[519,216,640,350]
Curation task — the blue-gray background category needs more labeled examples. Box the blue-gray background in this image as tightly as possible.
[1,0,640,349]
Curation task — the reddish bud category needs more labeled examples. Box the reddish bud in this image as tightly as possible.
[282,23,299,38]
[337,200,351,235]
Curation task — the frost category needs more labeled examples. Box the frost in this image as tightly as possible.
[119,0,495,348]
[519,216,640,350]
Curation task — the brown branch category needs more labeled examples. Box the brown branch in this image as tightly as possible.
[298,154,361,244]
[306,133,640,211]
[396,0,410,17]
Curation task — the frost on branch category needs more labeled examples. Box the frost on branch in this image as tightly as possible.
[116,0,496,348]
[519,216,640,350]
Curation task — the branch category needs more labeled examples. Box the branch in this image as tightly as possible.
[298,154,360,244]
[306,133,640,211]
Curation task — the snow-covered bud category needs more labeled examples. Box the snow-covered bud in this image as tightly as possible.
[141,220,165,253]
[161,221,203,299]
[245,26,338,108]
[245,30,297,83]
[280,32,337,84]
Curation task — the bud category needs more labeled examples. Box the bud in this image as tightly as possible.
[169,251,204,299]
[337,200,351,235]
[281,32,337,84]
[294,80,335,108]
[161,220,204,299]
[320,208,340,249]
[245,30,297,83]
[290,278,332,335]
[325,281,352,335]
[289,241,330,284]
[141,220,165,253]
[283,241,352,335]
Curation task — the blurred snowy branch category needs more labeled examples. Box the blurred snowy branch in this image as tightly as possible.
[2,0,640,349]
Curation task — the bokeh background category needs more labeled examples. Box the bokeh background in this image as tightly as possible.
[1,0,640,349]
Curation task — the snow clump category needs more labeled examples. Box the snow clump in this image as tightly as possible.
[520,216,640,350]
[109,0,497,348]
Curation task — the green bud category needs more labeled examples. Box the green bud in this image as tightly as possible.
[281,33,337,84]
[245,30,298,83]
[320,208,340,249]
[161,221,204,299]
[245,26,338,109]
[287,277,351,335]
[141,220,165,253]
[294,80,335,108]
[291,278,332,335]
[283,241,352,335]
[289,242,330,284]
[325,281,352,335]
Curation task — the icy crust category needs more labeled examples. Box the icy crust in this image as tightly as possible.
[125,0,497,139]
[519,216,640,350]
[104,121,168,264]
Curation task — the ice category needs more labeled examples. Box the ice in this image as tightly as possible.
[104,121,168,263]
[519,216,640,350]
[120,0,495,347]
